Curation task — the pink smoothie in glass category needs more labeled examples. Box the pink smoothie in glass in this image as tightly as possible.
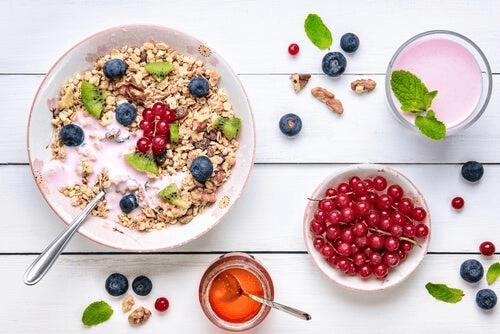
[392,38,482,128]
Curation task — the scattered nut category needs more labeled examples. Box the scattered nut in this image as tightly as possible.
[122,295,135,312]
[290,73,311,92]
[311,87,343,114]
[351,79,376,94]
[128,306,151,325]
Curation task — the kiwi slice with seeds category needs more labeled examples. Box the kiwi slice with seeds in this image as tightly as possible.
[81,81,106,119]
[144,62,174,82]
[213,117,242,139]
[158,183,187,208]
[170,123,179,144]
[124,152,159,175]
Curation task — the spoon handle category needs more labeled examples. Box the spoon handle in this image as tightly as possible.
[247,293,311,321]
[23,190,106,285]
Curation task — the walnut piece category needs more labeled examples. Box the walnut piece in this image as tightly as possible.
[311,87,344,114]
[351,79,376,94]
[122,295,135,312]
[290,73,311,92]
[128,306,151,325]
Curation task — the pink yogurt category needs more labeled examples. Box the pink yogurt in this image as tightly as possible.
[392,38,482,128]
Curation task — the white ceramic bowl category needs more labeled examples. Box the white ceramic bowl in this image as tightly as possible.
[27,24,255,251]
[303,164,431,292]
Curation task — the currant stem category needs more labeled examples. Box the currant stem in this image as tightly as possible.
[368,228,422,248]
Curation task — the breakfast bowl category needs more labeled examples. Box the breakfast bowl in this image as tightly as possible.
[27,24,255,251]
[303,164,431,292]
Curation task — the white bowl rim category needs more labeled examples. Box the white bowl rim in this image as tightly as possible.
[26,24,256,251]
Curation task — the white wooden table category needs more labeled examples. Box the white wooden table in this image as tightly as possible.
[2,1,500,332]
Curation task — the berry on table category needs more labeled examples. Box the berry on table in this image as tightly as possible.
[340,33,359,53]
[279,113,302,136]
[476,289,497,310]
[115,103,137,126]
[190,156,214,183]
[479,241,495,256]
[321,52,347,77]
[451,197,465,210]
[461,161,484,182]
[105,273,129,296]
[132,276,153,296]
[188,76,210,97]
[288,43,300,56]
[155,297,170,312]
[60,124,84,146]
[460,259,484,283]
[119,193,139,214]
[103,58,127,79]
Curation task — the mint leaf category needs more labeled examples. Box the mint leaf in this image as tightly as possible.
[425,282,464,303]
[304,14,332,50]
[82,301,113,327]
[390,70,433,113]
[415,111,446,140]
[487,263,500,285]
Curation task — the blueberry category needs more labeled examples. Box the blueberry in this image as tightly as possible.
[279,113,302,136]
[60,124,84,146]
[322,52,347,77]
[188,76,210,97]
[105,273,128,296]
[119,193,138,214]
[132,275,152,296]
[461,161,484,182]
[340,33,360,53]
[460,259,484,283]
[115,103,137,126]
[103,59,127,79]
[189,156,213,183]
[476,289,497,310]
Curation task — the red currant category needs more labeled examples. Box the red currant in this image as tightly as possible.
[369,234,385,250]
[349,176,361,187]
[347,263,358,276]
[387,184,404,202]
[411,207,427,221]
[142,107,155,121]
[314,210,327,223]
[310,220,326,235]
[151,135,167,155]
[335,193,351,208]
[337,257,351,273]
[155,297,169,312]
[389,224,403,237]
[369,252,383,266]
[390,211,405,226]
[327,254,339,266]
[325,225,341,241]
[156,120,170,135]
[355,236,369,248]
[384,252,400,267]
[152,102,166,118]
[337,183,351,194]
[367,191,378,204]
[365,210,380,228]
[136,137,151,153]
[363,179,373,189]
[327,210,342,225]
[341,207,356,223]
[319,199,336,212]
[480,241,496,256]
[352,181,368,195]
[358,264,373,278]
[399,240,413,253]
[352,252,367,266]
[140,119,154,133]
[451,197,464,210]
[288,43,300,56]
[373,264,389,278]
[372,176,387,191]
[313,237,325,250]
[320,243,335,258]
[352,221,368,237]
[325,188,337,198]
[376,194,393,210]
[402,223,416,238]
[340,228,354,243]
[143,130,154,139]
[397,198,414,214]
[379,218,392,232]
[336,242,352,257]
[163,109,177,123]
[385,236,400,252]
[415,223,429,238]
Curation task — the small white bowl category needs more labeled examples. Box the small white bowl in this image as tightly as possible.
[303,164,431,292]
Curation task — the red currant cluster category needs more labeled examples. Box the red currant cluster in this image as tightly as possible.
[310,175,429,279]
[137,102,176,155]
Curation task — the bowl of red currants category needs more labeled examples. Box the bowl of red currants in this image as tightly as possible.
[303,164,431,292]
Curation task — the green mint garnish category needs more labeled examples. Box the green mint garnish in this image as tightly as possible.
[486,262,500,285]
[304,14,332,50]
[390,70,445,140]
[82,301,113,327]
[415,111,446,140]
[425,282,464,303]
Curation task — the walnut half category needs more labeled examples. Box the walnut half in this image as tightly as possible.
[311,87,344,114]
[351,79,376,94]
[128,306,151,325]
[290,73,311,92]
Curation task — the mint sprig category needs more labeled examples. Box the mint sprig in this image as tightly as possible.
[304,14,332,50]
[82,301,113,327]
[425,282,464,303]
[390,70,445,140]
[486,262,500,285]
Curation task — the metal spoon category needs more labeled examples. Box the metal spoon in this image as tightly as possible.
[24,190,106,285]
[220,272,311,321]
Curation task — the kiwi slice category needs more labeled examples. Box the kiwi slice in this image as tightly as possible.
[144,62,174,82]
[213,117,242,139]
[159,183,187,208]
[170,123,179,143]
[124,152,159,175]
[80,81,106,119]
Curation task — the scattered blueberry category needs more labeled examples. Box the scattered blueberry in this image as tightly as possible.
[115,103,137,126]
[60,124,84,146]
[340,33,360,53]
[279,113,302,136]
[322,52,347,77]
[132,275,153,296]
[476,289,497,310]
[461,161,484,182]
[190,156,214,183]
[119,193,138,214]
[188,76,210,97]
[103,59,127,79]
[460,259,484,283]
[105,273,129,296]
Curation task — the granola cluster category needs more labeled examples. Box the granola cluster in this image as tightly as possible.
[50,42,240,231]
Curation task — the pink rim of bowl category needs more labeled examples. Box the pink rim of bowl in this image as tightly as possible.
[303,164,431,292]
[385,30,493,136]
[27,24,256,251]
